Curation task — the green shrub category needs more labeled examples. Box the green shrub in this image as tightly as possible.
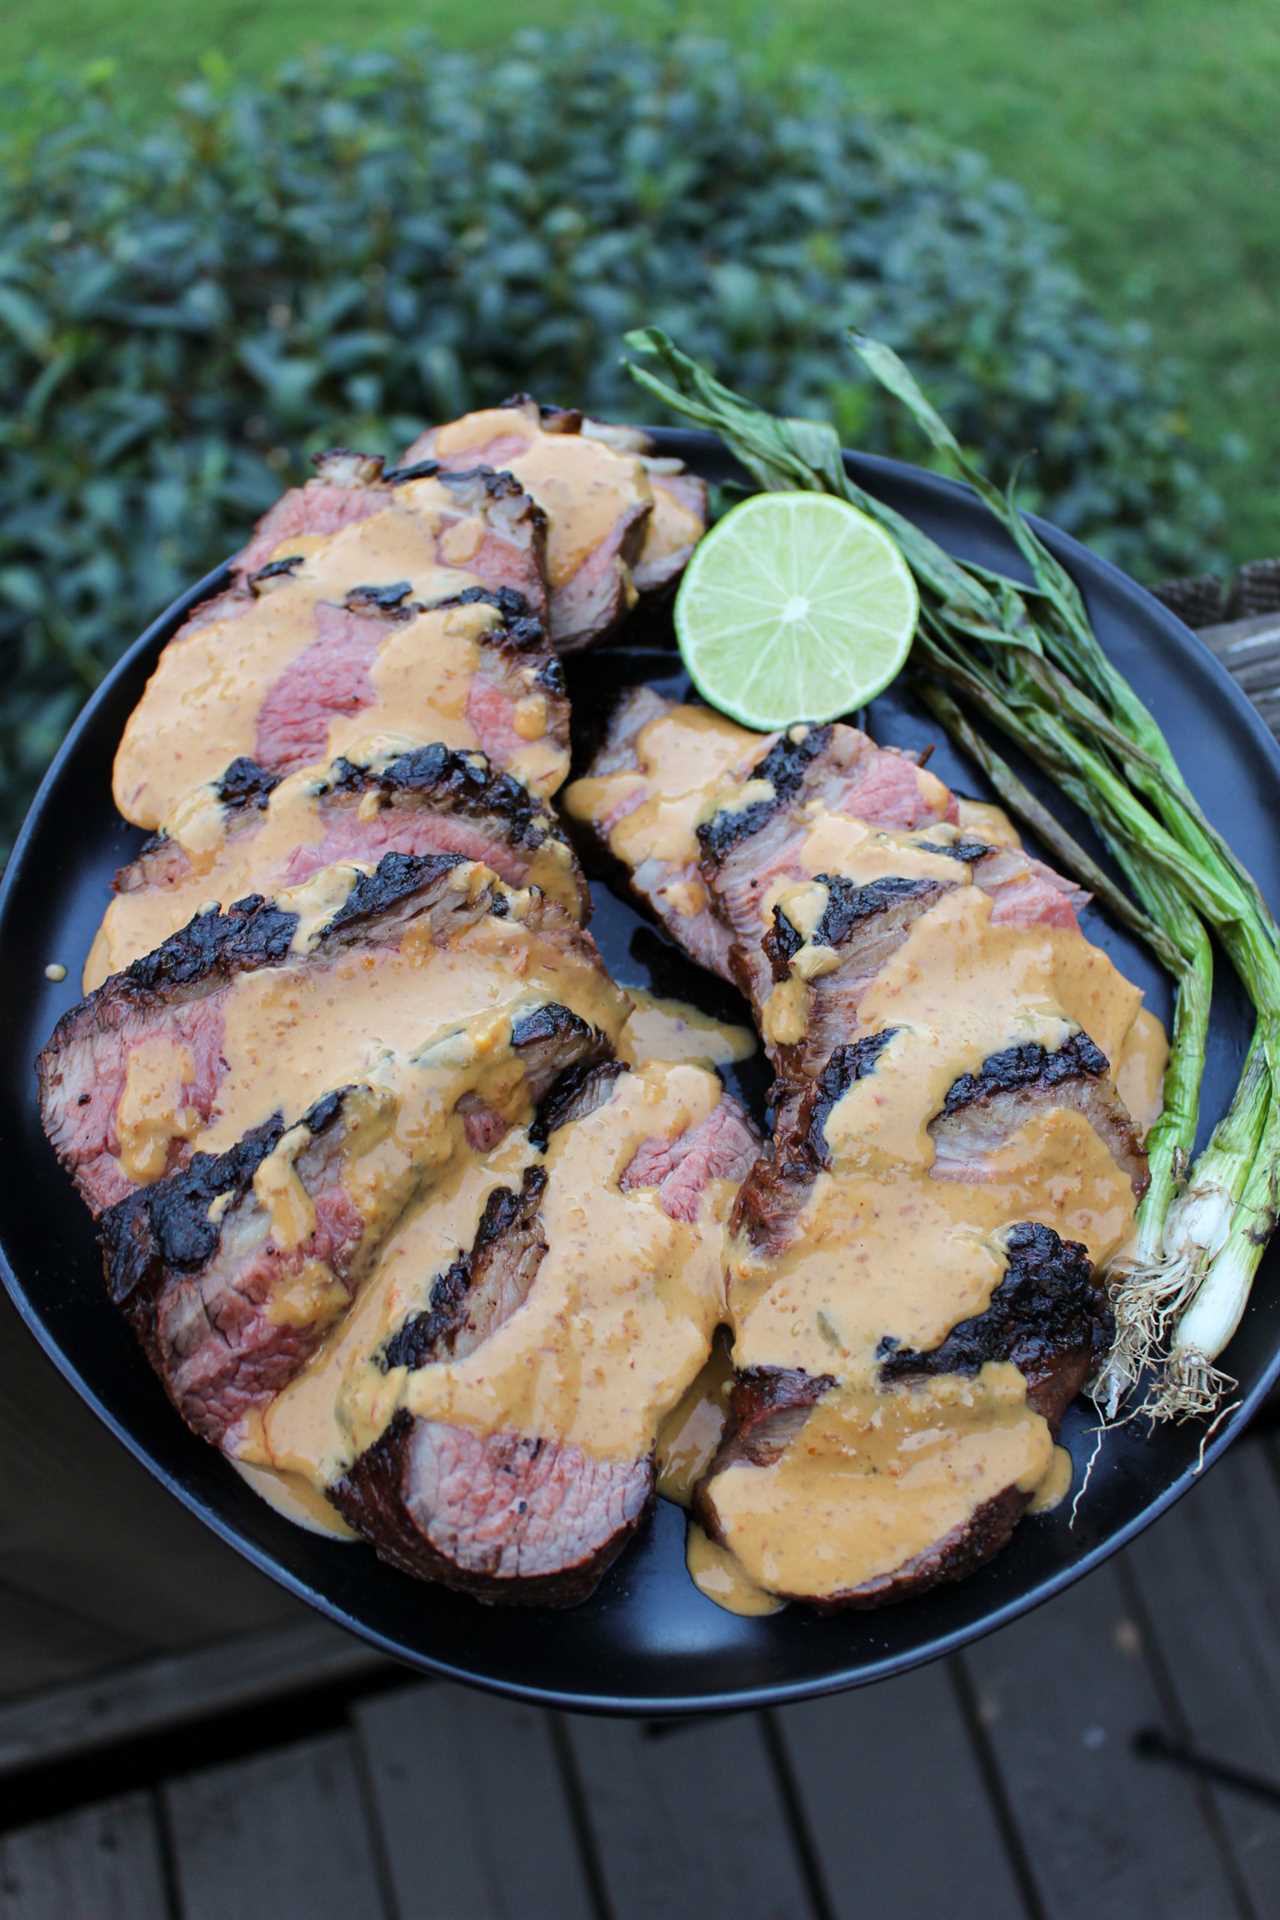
[0,29,1225,856]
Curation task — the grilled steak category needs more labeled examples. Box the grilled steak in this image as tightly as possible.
[400,397,707,651]
[100,997,612,1451]
[87,743,587,990]
[114,466,562,828]
[566,692,957,986]
[327,1063,757,1606]
[41,852,626,1216]
[929,1032,1149,1196]
[699,1221,1110,1610]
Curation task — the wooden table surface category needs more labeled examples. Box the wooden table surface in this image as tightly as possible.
[2,603,1279,1918]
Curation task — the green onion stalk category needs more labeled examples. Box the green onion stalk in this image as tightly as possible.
[624,325,1280,1423]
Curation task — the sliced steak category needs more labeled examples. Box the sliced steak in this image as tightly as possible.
[929,1032,1148,1195]
[333,1412,652,1607]
[113,466,559,829]
[401,397,705,651]
[878,1220,1112,1421]
[42,852,622,1215]
[698,1220,1111,1611]
[88,742,587,989]
[100,998,615,1451]
[698,724,958,1004]
[379,1167,548,1370]
[330,1065,753,1606]
[762,876,951,1076]
[619,1098,760,1222]
[732,1033,900,1255]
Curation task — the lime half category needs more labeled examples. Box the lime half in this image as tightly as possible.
[674,492,918,730]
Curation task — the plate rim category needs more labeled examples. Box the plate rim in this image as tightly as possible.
[4,438,1279,1715]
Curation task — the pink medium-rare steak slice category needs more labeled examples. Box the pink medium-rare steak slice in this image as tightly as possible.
[113,466,562,828]
[335,1414,653,1608]
[86,741,587,990]
[100,1005,617,1451]
[41,852,623,1216]
[401,397,707,651]
[333,1064,756,1606]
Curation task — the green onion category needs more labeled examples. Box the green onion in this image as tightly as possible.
[625,325,1280,1422]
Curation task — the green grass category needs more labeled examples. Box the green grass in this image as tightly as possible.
[5,0,1277,565]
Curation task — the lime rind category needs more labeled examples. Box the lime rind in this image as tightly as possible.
[674,492,918,731]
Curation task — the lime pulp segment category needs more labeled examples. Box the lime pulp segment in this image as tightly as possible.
[674,492,919,731]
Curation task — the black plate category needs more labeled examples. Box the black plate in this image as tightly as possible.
[3,432,1278,1716]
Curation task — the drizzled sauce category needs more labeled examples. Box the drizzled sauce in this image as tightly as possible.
[618,992,756,1072]
[1028,1444,1073,1514]
[575,703,1165,1615]
[686,1523,785,1616]
[432,407,650,604]
[86,739,585,992]
[255,1063,740,1487]
[113,476,564,829]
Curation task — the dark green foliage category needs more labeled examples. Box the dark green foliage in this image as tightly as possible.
[0,29,1224,856]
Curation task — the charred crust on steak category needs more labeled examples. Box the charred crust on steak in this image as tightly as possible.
[124,898,297,993]
[319,745,556,852]
[763,876,944,981]
[916,839,992,863]
[810,874,944,951]
[804,1033,900,1165]
[426,584,549,654]
[940,1032,1110,1116]
[215,757,282,812]
[534,655,567,695]
[99,1085,351,1309]
[436,463,528,504]
[697,727,833,865]
[249,555,304,594]
[344,580,414,615]
[317,851,465,938]
[509,1002,591,1053]
[528,1059,629,1151]
[877,1220,1111,1417]
[379,1166,548,1371]
[381,457,441,486]
[732,1033,900,1249]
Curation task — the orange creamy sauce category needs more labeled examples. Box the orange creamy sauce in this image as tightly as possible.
[253,1063,738,1503]
[432,408,650,600]
[85,743,583,993]
[112,474,564,830]
[111,865,628,1193]
[567,703,1166,1611]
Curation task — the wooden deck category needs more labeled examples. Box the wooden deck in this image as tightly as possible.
[2,1419,1279,1917]
[3,597,1280,1915]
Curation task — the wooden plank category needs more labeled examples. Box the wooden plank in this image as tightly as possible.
[564,1706,813,1920]
[0,1580,144,1704]
[1127,1439,1280,1915]
[773,1662,1031,1919]
[355,1681,594,1920]
[0,1791,168,1919]
[164,1730,389,1920]
[0,1292,300,1697]
[963,1558,1241,1919]
[0,1617,388,1779]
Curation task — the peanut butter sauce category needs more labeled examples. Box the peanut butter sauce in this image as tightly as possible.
[86,741,584,993]
[258,1063,739,1487]
[109,864,628,1195]
[618,992,756,1071]
[431,407,651,601]
[113,476,564,830]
